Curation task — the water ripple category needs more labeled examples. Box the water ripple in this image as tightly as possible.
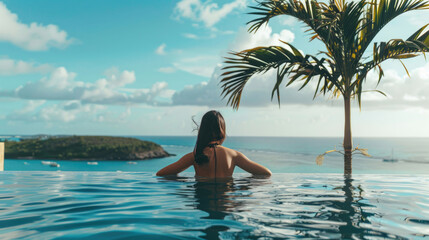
[0,172,428,239]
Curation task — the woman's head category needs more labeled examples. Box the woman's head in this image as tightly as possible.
[198,110,226,144]
[194,110,226,165]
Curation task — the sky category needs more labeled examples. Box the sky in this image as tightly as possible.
[0,0,428,137]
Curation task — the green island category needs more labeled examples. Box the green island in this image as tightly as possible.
[4,136,173,160]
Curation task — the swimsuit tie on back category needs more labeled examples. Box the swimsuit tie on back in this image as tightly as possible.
[208,143,218,179]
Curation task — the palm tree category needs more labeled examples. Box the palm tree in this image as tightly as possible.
[220,0,429,175]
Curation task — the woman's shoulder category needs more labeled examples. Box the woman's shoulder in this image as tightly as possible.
[218,145,239,156]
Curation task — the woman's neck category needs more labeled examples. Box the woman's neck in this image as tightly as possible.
[208,141,221,146]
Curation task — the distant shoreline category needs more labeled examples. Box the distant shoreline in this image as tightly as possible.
[5,136,174,161]
[11,154,176,161]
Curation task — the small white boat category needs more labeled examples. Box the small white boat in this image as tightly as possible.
[126,161,137,165]
[383,149,398,163]
[383,158,398,163]
[87,162,99,165]
[41,161,60,167]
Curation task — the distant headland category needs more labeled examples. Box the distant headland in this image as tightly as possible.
[4,136,173,160]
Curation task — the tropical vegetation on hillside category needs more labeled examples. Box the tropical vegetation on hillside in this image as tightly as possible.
[5,136,171,160]
[220,0,429,174]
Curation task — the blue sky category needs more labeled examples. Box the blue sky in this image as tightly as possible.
[0,0,428,137]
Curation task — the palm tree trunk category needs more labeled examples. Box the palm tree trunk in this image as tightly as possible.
[343,95,353,175]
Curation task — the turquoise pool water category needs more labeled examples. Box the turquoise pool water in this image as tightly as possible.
[1,172,428,239]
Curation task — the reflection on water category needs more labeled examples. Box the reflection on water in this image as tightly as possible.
[164,175,429,239]
[0,172,428,239]
[170,176,410,239]
[297,177,383,239]
[190,178,237,239]
[188,177,269,239]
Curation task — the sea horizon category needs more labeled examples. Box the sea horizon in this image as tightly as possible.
[5,135,429,174]
[3,134,429,138]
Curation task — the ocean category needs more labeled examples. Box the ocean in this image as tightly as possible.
[4,136,429,174]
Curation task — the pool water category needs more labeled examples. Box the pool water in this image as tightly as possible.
[1,172,428,239]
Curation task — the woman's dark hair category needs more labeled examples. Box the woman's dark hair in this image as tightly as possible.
[194,110,226,165]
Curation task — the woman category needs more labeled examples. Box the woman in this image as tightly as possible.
[156,110,272,177]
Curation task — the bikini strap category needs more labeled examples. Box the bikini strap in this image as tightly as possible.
[208,143,218,179]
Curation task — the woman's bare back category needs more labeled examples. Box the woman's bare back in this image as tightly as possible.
[156,145,271,177]
[193,146,235,178]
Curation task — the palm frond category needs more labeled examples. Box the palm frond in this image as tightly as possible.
[373,24,429,67]
[349,24,429,107]
[220,44,339,109]
[358,0,429,56]
[247,0,339,47]
[248,0,320,32]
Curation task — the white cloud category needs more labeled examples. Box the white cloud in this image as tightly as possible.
[172,73,223,106]
[360,63,429,109]
[183,33,199,39]
[93,107,132,123]
[81,82,171,106]
[279,16,298,26]
[173,56,220,77]
[403,94,424,102]
[0,57,53,75]
[222,30,235,35]
[158,67,176,73]
[0,67,173,106]
[199,0,246,27]
[0,2,73,51]
[15,100,46,114]
[183,29,233,40]
[171,66,319,107]
[183,32,217,39]
[101,67,135,87]
[176,0,200,19]
[155,43,167,55]
[12,67,82,100]
[229,25,295,51]
[7,100,106,123]
[174,0,246,28]
[38,102,99,122]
